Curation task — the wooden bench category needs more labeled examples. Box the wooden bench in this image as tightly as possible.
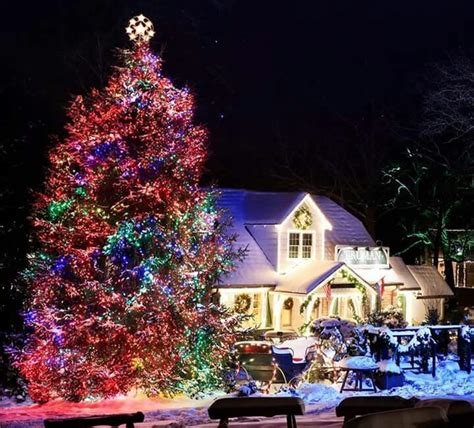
[336,396,419,423]
[344,407,448,428]
[336,396,473,427]
[208,396,305,428]
[44,412,145,428]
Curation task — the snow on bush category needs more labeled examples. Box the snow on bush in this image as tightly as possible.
[367,305,407,328]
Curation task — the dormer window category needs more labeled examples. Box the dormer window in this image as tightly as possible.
[288,232,314,259]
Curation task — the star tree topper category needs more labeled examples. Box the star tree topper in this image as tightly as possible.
[126,14,155,44]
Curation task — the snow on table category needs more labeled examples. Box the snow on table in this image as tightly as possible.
[335,356,378,370]
[3,360,474,427]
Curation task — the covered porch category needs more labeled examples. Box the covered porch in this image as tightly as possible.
[270,262,378,332]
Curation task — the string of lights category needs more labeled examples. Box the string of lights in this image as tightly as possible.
[16,16,243,403]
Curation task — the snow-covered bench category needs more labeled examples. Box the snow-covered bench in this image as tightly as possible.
[344,406,448,428]
[336,396,419,422]
[208,396,305,428]
[43,412,145,428]
[337,396,473,427]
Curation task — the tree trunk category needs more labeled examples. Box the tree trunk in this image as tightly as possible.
[444,257,456,290]
[433,224,441,269]
[364,205,376,239]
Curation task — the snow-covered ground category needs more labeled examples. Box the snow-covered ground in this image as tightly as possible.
[1,360,474,427]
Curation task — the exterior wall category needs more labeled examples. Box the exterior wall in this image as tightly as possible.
[219,287,270,329]
[381,286,397,309]
[278,199,328,274]
[401,291,444,324]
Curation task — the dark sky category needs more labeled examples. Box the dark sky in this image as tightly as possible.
[2,0,474,239]
[3,0,474,186]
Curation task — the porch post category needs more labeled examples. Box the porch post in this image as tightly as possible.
[273,294,282,331]
[261,289,268,328]
[305,296,313,323]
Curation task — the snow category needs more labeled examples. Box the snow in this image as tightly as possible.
[2,360,474,427]
[293,383,340,406]
[377,359,401,374]
[335,356,378,369]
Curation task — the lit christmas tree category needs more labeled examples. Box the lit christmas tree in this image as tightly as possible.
[17,15,241,403]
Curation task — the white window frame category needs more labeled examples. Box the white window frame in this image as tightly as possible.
[287,230,316,260]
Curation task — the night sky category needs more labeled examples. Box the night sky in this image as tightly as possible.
[1,0,474,272]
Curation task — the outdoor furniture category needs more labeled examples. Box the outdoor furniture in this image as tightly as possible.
[415,398,474,428]
[392,330,437,377]
[336,396,419,423]
[336,357,378,393]
[271,346,308,384]
[344,406,449,428]
[44,412,145,428]
[339,366,377,393]
[236,341,283,383]
[208,396,305,428]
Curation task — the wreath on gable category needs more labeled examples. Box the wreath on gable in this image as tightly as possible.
[234,294,252,313]
[292,205,313,230]
[283,297,294,311]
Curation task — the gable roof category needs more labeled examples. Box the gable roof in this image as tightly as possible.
[217,189,277,286]
[216,189,307,225]
[406,265,454,299]
[275,261,377,296]
[216,188,375,286]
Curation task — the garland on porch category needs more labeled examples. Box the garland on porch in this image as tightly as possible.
[299,295,320,316]
[348,299,362,324]
[340,268,369,319]
[283,297,294,311]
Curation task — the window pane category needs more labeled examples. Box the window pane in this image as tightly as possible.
[289,233,300,258]
[289,245,299,258]
[302,233,313,258]
[289,233,300,245]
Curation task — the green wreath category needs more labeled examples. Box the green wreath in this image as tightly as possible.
[283,297,294,311]
[234,293,252,313]
[292,205,313,230]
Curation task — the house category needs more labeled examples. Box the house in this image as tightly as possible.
[215,189,453,330]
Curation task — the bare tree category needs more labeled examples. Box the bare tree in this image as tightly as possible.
[272,109,393,237]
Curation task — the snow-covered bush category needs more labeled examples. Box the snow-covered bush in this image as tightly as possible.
[367,305,407,328]
[347,327,370,357]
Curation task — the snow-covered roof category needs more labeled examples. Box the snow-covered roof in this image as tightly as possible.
[217,188,374,272]
[406,265,454,299]
[311,195,374,259]
[387,256,420,289]
[216,189,453,300]
[217,189,278,286]
[275,261,343,294]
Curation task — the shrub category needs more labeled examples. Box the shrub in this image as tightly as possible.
[367,306,407,328]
